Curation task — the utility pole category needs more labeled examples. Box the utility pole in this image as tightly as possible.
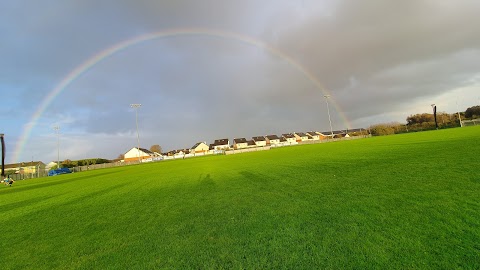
[324,95,334,137]
[53,126,60,168]
[130,104,142,163]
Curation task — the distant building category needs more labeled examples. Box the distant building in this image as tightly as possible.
[124,147,160,162]
[252,136,267,147]
[5,161,46,176]
[282,133,297,144]
[332,130,349,139]
[247,139,256,147]
[317,131,335,139]
[265,135,281,145]
[191,142,209,154]
[210,138,230,150]
[294,132,309,142]
[233,138,248,149]
[306,131,321,141]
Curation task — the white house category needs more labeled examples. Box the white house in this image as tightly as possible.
[265,135,281,145]
[282,133,297,144]
[45,161,58,171]
[317,131,335,139]
[191,142,209,154]
[294,132,309,142]
[306,131,320,141]
[124,147,158,162]
[210,138,230,150]
[233,138,248,149]
[252,136,267,147]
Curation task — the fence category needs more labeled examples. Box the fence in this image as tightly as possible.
[225,146,271,155]
[462,119,480,126]
[9,135,371,181]
[7,171,48,181]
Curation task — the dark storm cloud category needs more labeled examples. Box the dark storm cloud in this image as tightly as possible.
[269,0,480,120]
[3,0,480,162]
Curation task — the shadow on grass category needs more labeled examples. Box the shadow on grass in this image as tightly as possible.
[0,171,120,194]
[238,171,271,185]
[1,182,131,223]
[59,181,130,208]
[197,174,216,191]
[0,195,60,214]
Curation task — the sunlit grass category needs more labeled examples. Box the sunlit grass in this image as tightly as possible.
[1,126,479,269]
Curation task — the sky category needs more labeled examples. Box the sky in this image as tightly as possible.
[2,0,480,164]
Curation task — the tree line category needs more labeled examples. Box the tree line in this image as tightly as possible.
[368,105,479,136]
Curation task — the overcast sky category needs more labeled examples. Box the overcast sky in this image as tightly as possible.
[2,0,480,163]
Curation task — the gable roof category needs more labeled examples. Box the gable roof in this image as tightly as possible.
[5,161,46,169]
[266,135,280,140]
[252,136,266,142]
[346,128,365,133]
[212,138,229,146]
[139,148,154,154]
[247,140,256,146]
[191,142,207,149]
[294,132,308,137]
[282,133,295,139]
[234,138,247,144]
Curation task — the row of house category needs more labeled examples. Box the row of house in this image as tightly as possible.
[123,129,367,162]
[3,161,47,177]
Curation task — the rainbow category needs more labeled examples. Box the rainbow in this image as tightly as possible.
[13,28,351,163]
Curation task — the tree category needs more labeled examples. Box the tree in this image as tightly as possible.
[406,113,434,125]
[150,144,162,154]
[369,123,397,136]
[62,159,74,168]
[465,105,480,119]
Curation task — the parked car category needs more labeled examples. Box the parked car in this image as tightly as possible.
[48,167,72,176]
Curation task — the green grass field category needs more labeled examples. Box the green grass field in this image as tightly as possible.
[1,126,479,269]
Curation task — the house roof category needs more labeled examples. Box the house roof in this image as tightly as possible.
[346,128,365,133]
[191,142,207,149]
[139,148,154,154]
[306,131,319,136]
[212,138,229,145]
[247,140,256,146]
[295,132,308,137]
[5,161,46,169]
[252,136,266,142]
[234,138,247,144]
[266,135,280,140]
[282,133,295,139]
[166,150,178,155]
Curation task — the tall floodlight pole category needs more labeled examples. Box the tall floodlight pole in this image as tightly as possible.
[431,104,438,130]
[324,95,334,136]
[53,126,60,168]
[130,104,142,163]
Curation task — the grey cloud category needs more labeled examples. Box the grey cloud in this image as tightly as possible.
[264,0,480,122]
[4,0,480,162]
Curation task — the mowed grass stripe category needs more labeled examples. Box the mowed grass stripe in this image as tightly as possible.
[1,126,479,269]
